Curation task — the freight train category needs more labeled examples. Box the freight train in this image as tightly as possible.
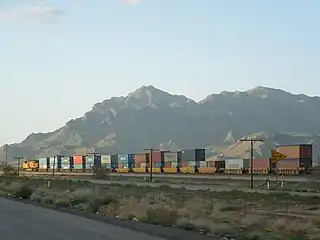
[22,145,313,175]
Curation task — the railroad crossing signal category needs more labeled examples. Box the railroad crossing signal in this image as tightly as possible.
[271,150,287,162]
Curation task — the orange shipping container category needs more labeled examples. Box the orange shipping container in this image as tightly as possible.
[277,145,301,159]
[73,155,84,164]
[135,153,149,163]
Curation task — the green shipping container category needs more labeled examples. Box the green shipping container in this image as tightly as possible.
[74,164,83,169]
[243,159,250,169]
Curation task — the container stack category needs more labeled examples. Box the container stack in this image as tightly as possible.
[118,154,129,169]
[38,157,49,170]
[94,154,102,168]
[128,154,135,169]
[49,156,61,170]
[61,157,71,170]
[85,155,94,170]
[151,151,163,168]
[134,153,149,168]
[101,155,111,169]
[276,144,312,169]
[73,155,85,170]
[111,155,118,169]
[180,148,205,168]
[163,152,178,168]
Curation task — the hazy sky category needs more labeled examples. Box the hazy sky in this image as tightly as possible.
[0,0,319,145]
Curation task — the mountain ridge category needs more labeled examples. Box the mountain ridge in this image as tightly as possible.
[1,85,320,163]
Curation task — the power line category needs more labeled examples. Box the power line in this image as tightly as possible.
[240,138,264,189]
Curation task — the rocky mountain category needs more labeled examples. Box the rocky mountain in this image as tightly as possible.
[1,85,320,164]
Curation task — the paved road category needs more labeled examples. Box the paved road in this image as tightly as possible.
[0,198,166,240]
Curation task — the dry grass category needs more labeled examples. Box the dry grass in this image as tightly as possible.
[0,177,319,239]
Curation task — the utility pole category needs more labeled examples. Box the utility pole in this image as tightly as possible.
[144,148,158,182]
[14,157,24,176]
[240,138,264,189]
[5,143,8,166]
[52,156,56,178]
[144,148,170,182]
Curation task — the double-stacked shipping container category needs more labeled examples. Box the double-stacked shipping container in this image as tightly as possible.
[49,156,62,170]
[276,144,312,174]
[163,152,179,173]
[61,156,73,170]
[180,149,205,173]
[101,155,111,169]
[73,155,85,171]
[134,153,149,172]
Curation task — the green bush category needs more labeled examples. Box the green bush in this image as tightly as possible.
[13,185,33,199]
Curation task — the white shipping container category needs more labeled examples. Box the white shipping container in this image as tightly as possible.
[101,155,111,164]
[199,162,206,168]
[39,164,47,169]
[171,162,178,168]
[189,161,196,167]
[225,159,243,169]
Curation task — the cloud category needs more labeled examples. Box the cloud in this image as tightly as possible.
[121,0,143,6]
[0,1,64,24]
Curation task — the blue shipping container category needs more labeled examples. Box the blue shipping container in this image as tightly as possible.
[111,155,118,167]
[128,154,135,168]
[94,155,102,168]
[195,149,206,162]
[154,162,163,168]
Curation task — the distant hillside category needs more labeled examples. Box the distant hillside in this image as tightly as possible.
[1,85,320,164]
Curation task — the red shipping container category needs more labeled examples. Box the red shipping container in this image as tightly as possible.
[135,162,142,168]
[151,151,162,163]
[250,158,270,169]
[135,153,148,163]
[277,145,300,159]
[164,162,171,168]
[276,158,300,169]
[73,155,84,164]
